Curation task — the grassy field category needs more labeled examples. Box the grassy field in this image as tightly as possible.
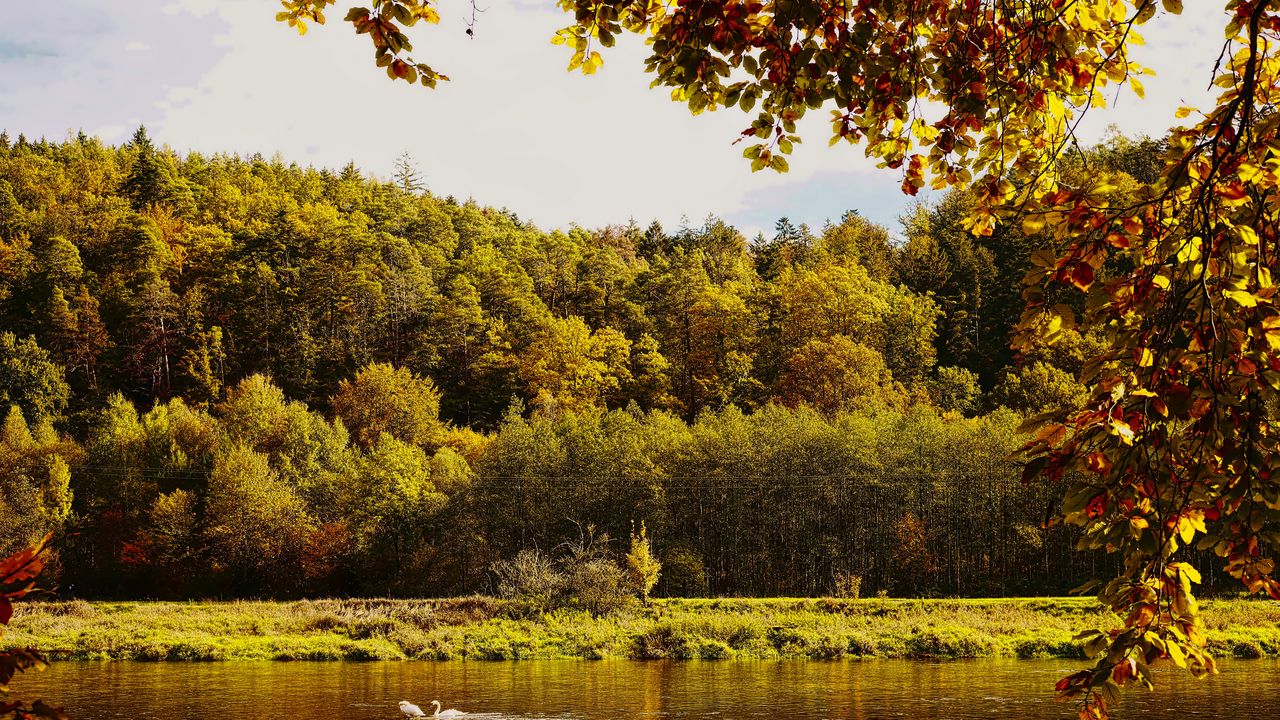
[6,597,1280,662]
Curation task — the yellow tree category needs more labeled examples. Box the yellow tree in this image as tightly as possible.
[518,315,633,412]
[626,520,662,604]
[778,335,905,414]
[333,362,446,449]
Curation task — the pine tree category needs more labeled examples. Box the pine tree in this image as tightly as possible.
[339,161,362,182]
[70,285,108,390]
[48,285,109,390]
[47,286,78,363]
[181,326,226,407]
[121,125,174,209]
[392,152,423,193]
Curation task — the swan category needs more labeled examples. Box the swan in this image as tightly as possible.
[399,700,427,718]
[431,700,467,718]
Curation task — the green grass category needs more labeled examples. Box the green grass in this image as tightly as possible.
[5,597,1279,662]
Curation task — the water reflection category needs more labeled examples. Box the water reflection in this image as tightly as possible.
[13,659,1277,719]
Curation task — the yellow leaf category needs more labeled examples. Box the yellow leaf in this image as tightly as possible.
[1227,289,1258,307]
[1176,237,1203,264]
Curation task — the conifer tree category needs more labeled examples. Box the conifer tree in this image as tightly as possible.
[121,125,174,209]
[392,151,423,193]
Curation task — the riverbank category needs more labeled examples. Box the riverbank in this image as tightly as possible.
[8,597,1280,662]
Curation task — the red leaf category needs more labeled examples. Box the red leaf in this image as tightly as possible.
[1070,262,1095,291]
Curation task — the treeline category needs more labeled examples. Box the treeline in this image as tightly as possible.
[0,128,1161,598]
[1,382,1105,598]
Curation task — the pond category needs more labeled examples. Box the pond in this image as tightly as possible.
[14,659,1278,719]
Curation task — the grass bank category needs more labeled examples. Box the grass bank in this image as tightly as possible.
[7,597,1280,662]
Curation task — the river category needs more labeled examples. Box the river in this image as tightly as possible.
[14,659,1277,719]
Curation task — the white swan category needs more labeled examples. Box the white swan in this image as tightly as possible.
[399,700,427,718]
[431,700,467,718]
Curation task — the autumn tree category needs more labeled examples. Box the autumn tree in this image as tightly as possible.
[204,444,315,595]
[0,536,67,720]
[625,520,661,604]
[0,334,69,421]
[778,335,904,414]
[518,316,632,412]
[0,408,78,555]
[890,512,938,597]
[333,362,446,449]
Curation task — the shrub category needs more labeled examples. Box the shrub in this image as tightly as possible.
[833,570,863,599]
[491,549,564,607]
[565,557,634,616]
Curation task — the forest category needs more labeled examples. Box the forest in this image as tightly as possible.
[0,127,1161,599]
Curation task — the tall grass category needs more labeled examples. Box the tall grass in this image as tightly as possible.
[6,597,1278,662]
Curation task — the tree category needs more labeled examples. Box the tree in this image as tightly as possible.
[203,444,314,594]
[344,433,450,592]
[0,407,78,555]
[47,285,109,390]
[0,333,69,421]
[518,316,632,412]
[333,362,446,449]
[625,521,661,604]
[121,126,177,209]
[890,512,938,597]
[778,335,904,414]
[991,362,1087,415]
[929,366,981,415]
[392,151,424,193]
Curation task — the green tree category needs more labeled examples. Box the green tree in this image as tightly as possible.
[346,433,450,592]
[992,362,1088,415]
[204,444,314,595]
[121,126,177,209]
[0,407,78,555]
[0,333,69,421]
[930,366,981,415]
[518,316,632,412]
[47,285,109,390]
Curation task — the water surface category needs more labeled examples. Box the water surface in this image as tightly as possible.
[14,659,1277,719]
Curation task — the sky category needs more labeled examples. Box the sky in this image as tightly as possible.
[0,0,1232,238]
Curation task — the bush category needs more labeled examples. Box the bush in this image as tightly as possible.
[833,570,862,599]
[491,549,564,607]
[565,557,634,616]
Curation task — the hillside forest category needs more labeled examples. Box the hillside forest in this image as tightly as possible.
[0,128,1170,600]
